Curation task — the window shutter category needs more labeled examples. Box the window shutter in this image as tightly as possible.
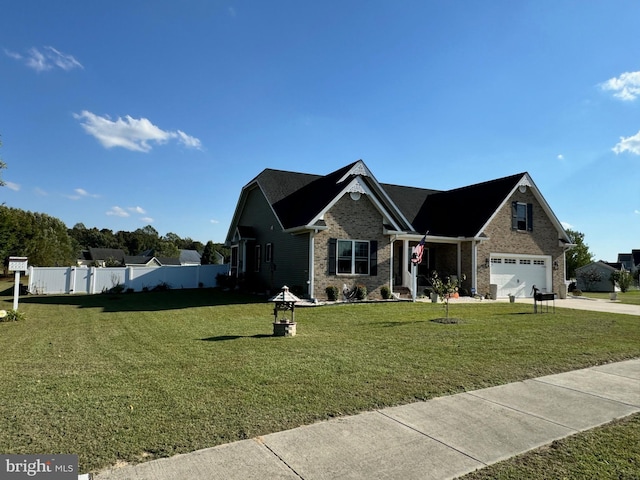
[369,240,378,276]
[527,203,533,231]
[328,238,336,275]
[511,202,518,230]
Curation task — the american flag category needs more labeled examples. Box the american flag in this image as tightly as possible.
[411,232,428,264]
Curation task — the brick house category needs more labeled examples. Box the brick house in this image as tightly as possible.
[225,160,572,300]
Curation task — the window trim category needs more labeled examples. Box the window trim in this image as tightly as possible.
[265,243,272,263]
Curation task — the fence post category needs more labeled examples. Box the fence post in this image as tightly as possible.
[89,267,96,294]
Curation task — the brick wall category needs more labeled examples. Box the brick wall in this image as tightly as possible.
[474,188,565,295]
[314,193,390,300]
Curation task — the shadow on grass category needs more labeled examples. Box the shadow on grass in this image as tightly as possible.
[2,288,266,313]
[378,320,429,327]
[201,334,273,341]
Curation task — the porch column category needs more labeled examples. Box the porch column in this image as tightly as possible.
[471,240,478,294]
[308,231,315,299]
[403,239,411,290]
[389,237,394,291]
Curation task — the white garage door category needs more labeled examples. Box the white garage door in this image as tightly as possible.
[490,255,550,298]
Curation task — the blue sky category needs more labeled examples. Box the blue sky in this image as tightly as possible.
[1,1,639,262]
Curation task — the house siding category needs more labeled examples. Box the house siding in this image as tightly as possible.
[475,188,565,295]
[237,187,309,294]
[314,193,390,299]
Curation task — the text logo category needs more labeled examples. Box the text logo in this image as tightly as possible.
[0,455,78,480]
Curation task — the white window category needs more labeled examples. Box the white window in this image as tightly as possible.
[337,239,369,275]
[491,258,502,264]
[534,260,545,266]
[505,258,517,264]
[520,259,531,265]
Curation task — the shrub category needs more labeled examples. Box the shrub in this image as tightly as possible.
[216,273,236,290]
[573,289,583,296]
[325,285,339,301]
[380,285,391,299]
[355,284,367,300]
[106,284,125,294]
[0,309,26,322]
[152,282,172,292]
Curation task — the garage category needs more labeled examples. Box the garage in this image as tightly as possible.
[490,254,551,298]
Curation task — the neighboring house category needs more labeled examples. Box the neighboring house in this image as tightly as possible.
[78,248,127,267]
[575,261,623,292]
[617,250,640,275]
[125,255,181,267]
[225,160,572,300]
[124,256,162,267]
[179,249,202,265]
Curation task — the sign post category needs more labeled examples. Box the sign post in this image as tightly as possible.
[8,256,28,311]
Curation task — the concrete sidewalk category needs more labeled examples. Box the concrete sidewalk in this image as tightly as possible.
[93,358,640,480]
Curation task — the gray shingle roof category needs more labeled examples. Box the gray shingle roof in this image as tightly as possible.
[251,162,525,238]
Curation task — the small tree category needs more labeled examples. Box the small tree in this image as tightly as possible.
[430,271,466,319]
[578,267,603,292]
[611,270,633,293]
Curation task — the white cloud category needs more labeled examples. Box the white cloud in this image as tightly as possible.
[635,210,640,215]
[557,154,564,161]
[34,187,48,196]
[176,130,202,149]
[44,46,83,71]
[65,187,99,200]
[128,206,146,214]
[140,217,154,224]
[73,110,202,152]
[601,70,640,101]
[210,219,220,224]
[561,221,574,230]
[5,46,83,72]
[4,181,20,191]
[612,130,640,155]
[106,206,129,217]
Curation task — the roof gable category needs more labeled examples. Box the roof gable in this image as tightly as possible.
[227,160,568,242]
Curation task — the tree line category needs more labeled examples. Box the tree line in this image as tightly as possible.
[0,205,228,268]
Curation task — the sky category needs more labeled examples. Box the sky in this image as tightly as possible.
[1,0,639,262]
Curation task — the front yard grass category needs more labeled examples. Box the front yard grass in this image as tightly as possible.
[459,413,640,479]
[1,281,639,474]
[579,289,640,305]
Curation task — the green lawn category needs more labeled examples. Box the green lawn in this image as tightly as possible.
[1,281,639,474]
[459,413,640,479]
[579,289,640,305]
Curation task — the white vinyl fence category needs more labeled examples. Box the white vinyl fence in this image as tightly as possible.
[27,264,230,295]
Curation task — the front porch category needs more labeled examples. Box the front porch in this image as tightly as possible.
[391,237,476,299]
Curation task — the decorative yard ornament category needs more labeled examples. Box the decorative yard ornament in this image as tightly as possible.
[268,285,301,337]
